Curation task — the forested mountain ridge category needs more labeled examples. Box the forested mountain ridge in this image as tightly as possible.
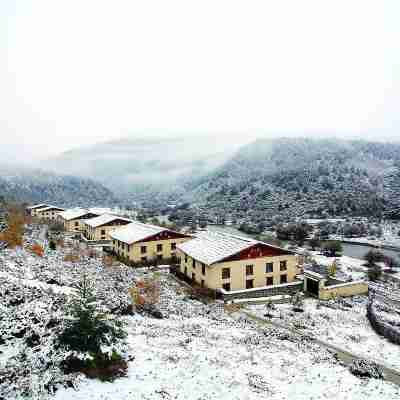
[0,165,118,207]
[183,138,400,221]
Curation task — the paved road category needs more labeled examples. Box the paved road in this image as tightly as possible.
[242,309,400,387]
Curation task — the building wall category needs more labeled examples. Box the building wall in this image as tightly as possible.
[84,223,130,241]
[30,207,48,217]
[113,237,190,263]
[61,218,88,233]
[36,209,64,221]
[178,250,299,290]
[318,281,368,300]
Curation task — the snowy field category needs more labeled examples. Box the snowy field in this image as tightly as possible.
[248,296,400,371]
[1,225,400,399]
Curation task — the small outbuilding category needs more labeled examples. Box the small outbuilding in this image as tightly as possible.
[304,269,368,300]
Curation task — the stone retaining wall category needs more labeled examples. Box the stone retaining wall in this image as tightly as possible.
[367,300,400,346]
[220,281,303,302]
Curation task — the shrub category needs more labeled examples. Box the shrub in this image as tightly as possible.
[30,243,44,257]
[364,250,384,267]
[130,278,160,306]
[322,241,342,257]
[102,255,114,267]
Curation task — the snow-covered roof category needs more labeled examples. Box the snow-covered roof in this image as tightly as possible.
[110,221,168,244]
[178,231,295,266]
[27,203,49,210]
[37,206,65,212]
[177,231,259,265]
[83,214,132,228]
[58,208,99,221]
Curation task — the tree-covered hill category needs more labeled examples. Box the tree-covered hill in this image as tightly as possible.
[0,165,118,207]
[183,138,400,221]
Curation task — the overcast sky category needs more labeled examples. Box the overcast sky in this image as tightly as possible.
[1,0,399,162]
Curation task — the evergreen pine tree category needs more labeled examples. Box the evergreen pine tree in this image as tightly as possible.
[59,274,127,357]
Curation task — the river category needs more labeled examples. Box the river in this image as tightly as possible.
[340,243,400,261]
[207,225,400,261]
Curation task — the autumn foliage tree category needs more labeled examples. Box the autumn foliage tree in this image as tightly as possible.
[0,209,25,248]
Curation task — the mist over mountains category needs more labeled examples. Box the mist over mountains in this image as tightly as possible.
[2,136,400,220]
[43,135,248,197]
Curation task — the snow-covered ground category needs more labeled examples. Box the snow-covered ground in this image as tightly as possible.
[54,311,400,400]
[248,297,400,371]
[2,225,400,399]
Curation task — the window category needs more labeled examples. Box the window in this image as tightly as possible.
[75,221,79,226]
[201,264,206,275]
[222,283,231,291]
[246,279,254,289]
[185,255,188,263]
[184,266,188,275]
[192,273,196,282]
[201,280,205,288]
[192,259,196,268]
[141,256,147,261]
[222,268,230,279]
[157,254,162,260]
[280,261,287,271]
[101,229,106,235]
[246,265,254,276]
[157,244,163,252]
[127,245,130,252]
[171,243,176,250]
[141,246,147,254]
[122,243,125,250]
[266,276,274,286]
[280,274,287,284]
[266,262,273,273]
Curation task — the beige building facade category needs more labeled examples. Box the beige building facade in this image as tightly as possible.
[110,221,191,263]
[35,206,65,221]
[177,231,299,291]
[27,204,51,217]
[58,209,100,233]
[83,214,132,241]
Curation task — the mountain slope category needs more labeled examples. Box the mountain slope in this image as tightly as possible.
[43,135,249,199]
[183,138,400,220]
[0,165,118,207]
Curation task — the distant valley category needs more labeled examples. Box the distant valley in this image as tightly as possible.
[2,137,400,222]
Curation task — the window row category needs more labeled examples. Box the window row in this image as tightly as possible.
[222,275,287,291]
[113,242,177,253]
[141,243,177,254]
[221,261,287,279]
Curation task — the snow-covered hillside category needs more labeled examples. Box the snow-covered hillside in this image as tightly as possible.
[1,226,400,399]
